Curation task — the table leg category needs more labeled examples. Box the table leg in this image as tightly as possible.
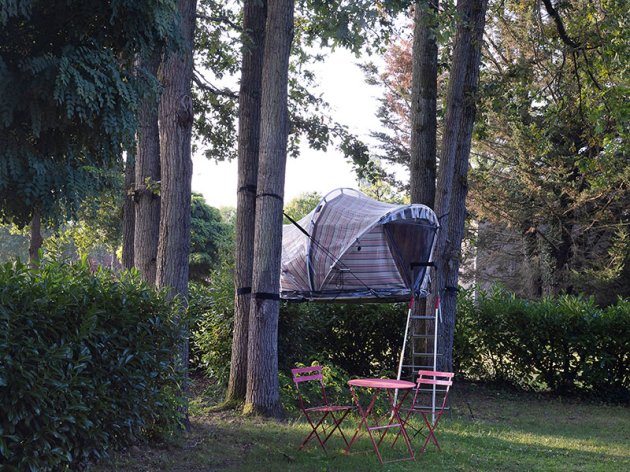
[346,387,415,464]
[388,389,415,460]
[346,385,377,452]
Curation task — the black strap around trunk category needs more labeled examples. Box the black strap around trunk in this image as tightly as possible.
[252,292,280,301]
[257,192,283,202]
[238,184,257,194]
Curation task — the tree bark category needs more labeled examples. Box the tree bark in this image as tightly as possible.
[409,0,438,207]
[409,0,439,355]
[243,0,294,418]
[134,52,162,285]
[434,0,488,371]
[155,0,197,413]
[226,0,267,405]
[29,209,43,268]
[122,154,136,269]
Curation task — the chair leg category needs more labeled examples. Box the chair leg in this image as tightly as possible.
[322,410,351,448]
[420,412,442,452]
[391,407,413,448]
[300,412,329,450]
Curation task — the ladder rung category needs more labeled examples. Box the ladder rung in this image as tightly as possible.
[410,316,435,320]
[411,334,434,339]
[401,364,436,369]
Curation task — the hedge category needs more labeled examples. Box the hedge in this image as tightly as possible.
[455,289,629,397]
[0,260,184,471]
[190,262,407,387]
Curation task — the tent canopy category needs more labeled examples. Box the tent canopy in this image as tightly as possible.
[281,188,439,302]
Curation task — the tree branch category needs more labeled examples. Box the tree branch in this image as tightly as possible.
[196,14,242,32]
[193,71,238,99]
[540,0,580,49]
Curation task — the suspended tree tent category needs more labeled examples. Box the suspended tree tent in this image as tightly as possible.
[280,188,439,303]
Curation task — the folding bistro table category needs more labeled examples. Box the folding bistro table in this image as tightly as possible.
[345,378,416,464]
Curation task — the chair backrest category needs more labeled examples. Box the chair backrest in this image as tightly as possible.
[412,370,454,413]
[291,365,329,409]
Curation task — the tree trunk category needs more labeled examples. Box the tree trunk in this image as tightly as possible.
[409,0,438,207]
[434,0,488,371]
[134,52,162,285]
[244,0,294,418]
[29,209,43,268]
[408,0,439,357]
[122,154,136,269]
[155,0,197,415]
[226,0,267,405]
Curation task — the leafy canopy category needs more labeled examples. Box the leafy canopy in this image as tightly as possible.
[0,0,179,226]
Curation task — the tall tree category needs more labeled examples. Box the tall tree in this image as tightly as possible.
[226,0,267,405]
[408,0,440,367]
[134,53,162,284]
[409,0,438,207]
[469,0,629,301]
[244,0,294,418]
[434,0,487,371]
[0,0,178,236]
[155,0,198,408]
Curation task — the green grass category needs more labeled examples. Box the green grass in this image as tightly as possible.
[92,382,630,471]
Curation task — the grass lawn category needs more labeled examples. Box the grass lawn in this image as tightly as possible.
[93,381,630,471]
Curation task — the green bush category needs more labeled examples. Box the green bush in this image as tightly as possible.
[455,289,629,397]
[189,264,234,385]
[190,260,407,390]
[279,301,406,378]
[280,362,352,414]
[0,260,184,471]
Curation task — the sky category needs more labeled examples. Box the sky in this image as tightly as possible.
[191,49,384,208]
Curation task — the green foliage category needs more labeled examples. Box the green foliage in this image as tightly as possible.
[193,0,241,162]
[43,173,125,262]
[192,0,402,168]
[283,191,321,222]
[279,302,406,379]
[279,361,351,414]
[0,260,184,470]
[189,260,235,384]
[455,289,630,397]
[190,256,406,387]
[298,0,411,54]
[0,0,178,226]
[189,193,233,281]
[470,0,629,297]
[0,225,29,263]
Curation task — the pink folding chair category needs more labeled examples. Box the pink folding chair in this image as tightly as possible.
[291,365,354,451]
[396,370,454,453]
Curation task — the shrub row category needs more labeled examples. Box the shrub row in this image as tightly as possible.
[190,263,407,388]
[0,260,183,471]
[455,289,629,397]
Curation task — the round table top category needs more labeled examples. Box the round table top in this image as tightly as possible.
[348,378,416,389]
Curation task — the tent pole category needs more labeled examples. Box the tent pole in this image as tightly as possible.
[393,296,414,410]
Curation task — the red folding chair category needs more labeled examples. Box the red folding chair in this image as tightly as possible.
[396,370,454,453]
[291,365,354,451]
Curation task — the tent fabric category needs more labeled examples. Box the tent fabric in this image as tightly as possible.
[281,188,439,302]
